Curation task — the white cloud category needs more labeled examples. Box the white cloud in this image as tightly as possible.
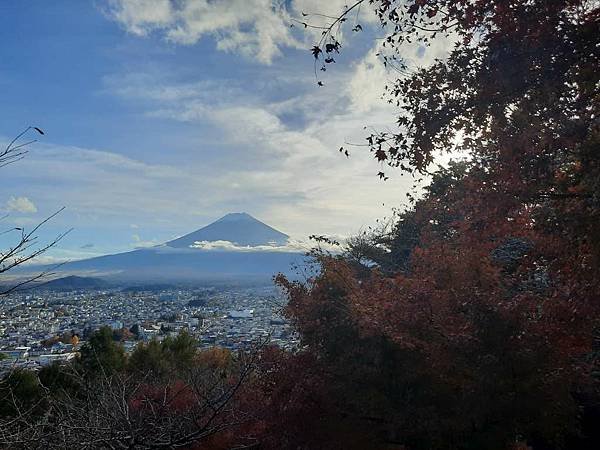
[98,39,420,238]
[12,247,104,266]
[5,196,38,214]
[107,0,301,63]
[105,0,381,64]
[131,233,160,248]
[189,239,307,253]
[106,0,173,35]
[347,42,393,113]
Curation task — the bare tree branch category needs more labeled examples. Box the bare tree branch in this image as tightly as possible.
[1,128,70,296]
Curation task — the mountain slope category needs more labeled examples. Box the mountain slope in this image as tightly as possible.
[57,247,303,282]
[167,213,289,248]
[38,275,109,291]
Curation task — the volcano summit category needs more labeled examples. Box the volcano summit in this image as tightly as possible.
[167,212,290,249]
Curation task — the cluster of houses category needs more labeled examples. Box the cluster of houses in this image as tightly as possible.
[0,285,296,374]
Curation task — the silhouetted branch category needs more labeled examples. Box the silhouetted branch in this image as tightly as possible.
[0,128,70,296]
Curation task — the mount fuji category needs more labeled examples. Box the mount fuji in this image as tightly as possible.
[167,212,290,249]
[24,213,306,285]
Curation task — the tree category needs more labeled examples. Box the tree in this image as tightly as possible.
[79,326,126,375]
[129,323,141,338]
[1,127,70,295]
[0,369,42,418]
[128,332,199,378]
[257,1,600,448]
[0,331,265,449]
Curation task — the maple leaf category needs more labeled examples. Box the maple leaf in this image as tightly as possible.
[375,149,388,161]
[325,43,339,53]
[311,46,322,59]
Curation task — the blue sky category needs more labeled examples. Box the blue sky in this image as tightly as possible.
[0,0,450,262]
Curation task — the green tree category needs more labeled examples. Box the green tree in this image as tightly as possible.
[79,326,126,376]
[38,362,80,398]
[162,330,198,369]
[128,339,169,377]
[0,370,42,417]
[128,331,198,377]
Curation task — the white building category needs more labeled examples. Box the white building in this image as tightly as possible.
[38,352,77,366]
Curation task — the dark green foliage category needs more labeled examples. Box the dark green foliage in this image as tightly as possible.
[0,369,42,417]
[78,326,126,375]
[128,330,198,377]
[129,323,141,337]
[129,338,168,376]
[38,362,80,397]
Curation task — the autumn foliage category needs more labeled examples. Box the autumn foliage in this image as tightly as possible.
[1,1,598,448]
[253,0,600,449]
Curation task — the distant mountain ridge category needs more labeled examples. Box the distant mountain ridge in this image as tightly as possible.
[38,275,109,291]
[167,212,289,248]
